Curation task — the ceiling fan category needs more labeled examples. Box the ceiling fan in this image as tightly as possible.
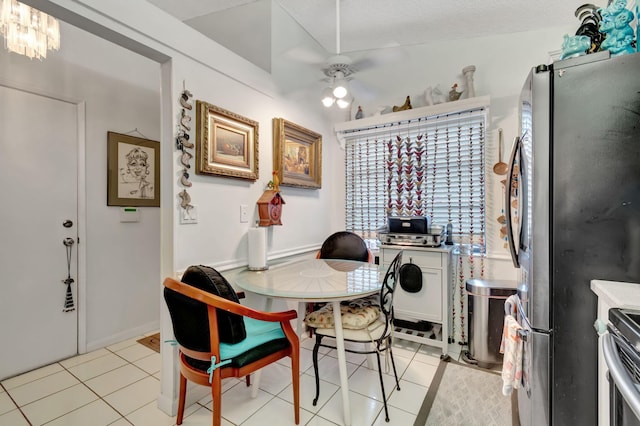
[286,0,399,106]
[319,0,355,107]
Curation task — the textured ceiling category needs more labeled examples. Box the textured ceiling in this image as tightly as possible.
[146,0,588,54]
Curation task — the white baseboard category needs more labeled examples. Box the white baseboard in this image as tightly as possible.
[156,392,176,416]
[84,320,160,353]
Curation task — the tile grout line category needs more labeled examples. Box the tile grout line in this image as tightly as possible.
[0,380,33,426]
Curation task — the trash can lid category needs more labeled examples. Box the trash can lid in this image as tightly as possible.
[465,279,518,297]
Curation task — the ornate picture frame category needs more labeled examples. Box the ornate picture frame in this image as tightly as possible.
[107,131,160,207]
[195,101,259,181]
[272,118,322,189]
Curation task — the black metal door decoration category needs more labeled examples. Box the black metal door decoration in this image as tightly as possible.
[62,237,75,312]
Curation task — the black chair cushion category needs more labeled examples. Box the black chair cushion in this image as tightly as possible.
[164,265,247,352]
[319,231,369,262]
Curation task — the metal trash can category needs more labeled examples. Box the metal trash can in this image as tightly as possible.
[465,279,517,368]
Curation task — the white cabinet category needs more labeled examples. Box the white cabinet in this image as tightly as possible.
[380,245,453,354]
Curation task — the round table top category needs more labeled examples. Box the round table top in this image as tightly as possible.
[234,258,382,302]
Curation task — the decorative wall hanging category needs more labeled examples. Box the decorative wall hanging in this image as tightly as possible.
[107,131,160,207]
[195,101,259,181]
[257,189,285,226]
[272,118,322,189]
[176,86,194,219]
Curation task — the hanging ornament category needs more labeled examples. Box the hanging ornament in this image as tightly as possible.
[62,237,75,312]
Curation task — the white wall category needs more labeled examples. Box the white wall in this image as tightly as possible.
[0,23,162,351]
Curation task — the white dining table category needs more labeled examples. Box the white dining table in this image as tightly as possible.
[234,258,382,426]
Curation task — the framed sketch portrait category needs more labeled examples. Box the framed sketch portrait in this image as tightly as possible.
[107,131,160,207]
[273,118,322,189]
[195,101,259,181]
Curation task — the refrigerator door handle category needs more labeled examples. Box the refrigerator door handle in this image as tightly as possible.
[505,135,521,268]
[518,328,529,342]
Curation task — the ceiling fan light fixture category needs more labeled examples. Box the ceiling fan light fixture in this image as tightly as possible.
[336,97,351,109]
[332,71,348,99]
[321,86,336,107]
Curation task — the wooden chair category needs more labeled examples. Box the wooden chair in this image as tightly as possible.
[307,251,403,422]
[163,265,300,426]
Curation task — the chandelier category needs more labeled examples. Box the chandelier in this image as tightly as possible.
[0,0,60,60]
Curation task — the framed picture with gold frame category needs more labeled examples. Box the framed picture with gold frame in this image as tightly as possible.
[107,131,160,207]
[273,118,322,189]
[195,101,259,181]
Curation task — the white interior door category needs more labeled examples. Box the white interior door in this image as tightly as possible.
[0,86,78,380]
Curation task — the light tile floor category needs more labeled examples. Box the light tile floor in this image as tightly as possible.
[0,332,465,426]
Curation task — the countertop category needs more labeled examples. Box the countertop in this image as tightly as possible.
[591,280,640,310]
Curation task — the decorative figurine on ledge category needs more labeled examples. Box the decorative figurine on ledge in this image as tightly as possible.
[267,170,280,192]
[355,106,364,119]
[560,34,591,59]
[574,4,603,53]
[462,65,476,98]
[598,0,636,56]
[449,83,463,101]
[392,96,412,112]
[425,85,448,106]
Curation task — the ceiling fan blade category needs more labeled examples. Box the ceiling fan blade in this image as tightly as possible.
[351,47,409,72]
[283,46,327,65]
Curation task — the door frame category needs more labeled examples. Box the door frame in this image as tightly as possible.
[1,82,88,355]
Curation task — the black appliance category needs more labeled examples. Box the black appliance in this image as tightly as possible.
[506,51,640,425]
[377,216,444,247]
[604,308,640,426]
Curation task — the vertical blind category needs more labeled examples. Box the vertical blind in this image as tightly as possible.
[344,107,487,248]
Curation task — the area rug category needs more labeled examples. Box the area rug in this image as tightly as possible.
[136,332,161,353]
[414,357,518,426]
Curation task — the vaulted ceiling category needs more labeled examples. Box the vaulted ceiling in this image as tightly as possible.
[145,0,589,101]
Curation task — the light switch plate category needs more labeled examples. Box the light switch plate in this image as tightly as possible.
[240,204,249,223]
[180,205,198,224]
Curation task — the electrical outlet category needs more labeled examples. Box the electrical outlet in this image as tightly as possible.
[180,205,198,224]
[240,204,249,223]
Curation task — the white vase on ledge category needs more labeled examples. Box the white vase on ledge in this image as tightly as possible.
[462,65,476,98]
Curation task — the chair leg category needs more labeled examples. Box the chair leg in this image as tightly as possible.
[212,370,223,426]
[245,374,251,387]
[176,373,187,425]
[292,348,300,424]
[388,337,401,391]
[375,351,390,422]
[250,370,262,398]
[312,334,322,406]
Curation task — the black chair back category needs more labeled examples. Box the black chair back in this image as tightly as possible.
[319,231,369,262]
[164,265,246,353]
[379,251,403,337]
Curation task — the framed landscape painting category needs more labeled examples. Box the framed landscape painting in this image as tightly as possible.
[273,118,322,189]
[195,101,259,181]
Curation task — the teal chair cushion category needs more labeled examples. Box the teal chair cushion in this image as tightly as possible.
[184,317,289,371]
[220,317,286,359]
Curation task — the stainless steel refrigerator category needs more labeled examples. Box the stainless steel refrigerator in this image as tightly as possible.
[505,50,640,426]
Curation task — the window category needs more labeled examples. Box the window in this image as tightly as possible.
[343,106,486,250]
